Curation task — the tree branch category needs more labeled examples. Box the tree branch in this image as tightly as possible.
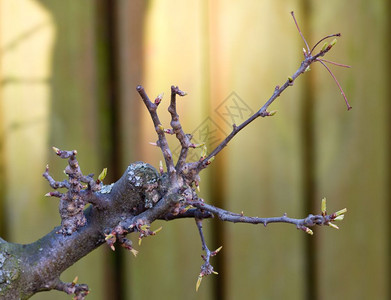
[0,11,350,299]
[189,199,346,235]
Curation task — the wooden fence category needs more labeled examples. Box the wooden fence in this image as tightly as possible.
[0,0,389,299]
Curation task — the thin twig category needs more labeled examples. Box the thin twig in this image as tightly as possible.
[190,200,340,232]
[168,85,192,172]
[291,11,310,54]
[197,49,330,171]
[137,85,177,180]
[317,59,352,110]
[318,58,351,68]
[310,33,341,54]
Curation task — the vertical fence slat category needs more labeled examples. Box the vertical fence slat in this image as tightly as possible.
[128,1,214,299]
[215,1,305,299]
[312,1,389,299]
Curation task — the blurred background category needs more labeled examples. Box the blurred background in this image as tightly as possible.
[0,0,389,299]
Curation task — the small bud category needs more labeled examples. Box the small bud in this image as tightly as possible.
[303,47,307,55]
[212,246,223,255]
[212,271,219,275]
[155,93,164,105]
[130,248,138,257]
[288,76,293,82]
[105,233,115,241]
[140,224,150,232]
[268,110,277,116]
[157,124,164,132]
[206,156,215,165]
[328,222,339,230]
[200,145,207,160]
[138,238,142,246]
[321,42,329,52]
[196,275,203,292]
[164,128,174,134]
[159,160,164,174]
[321,197,327,215]
[152,226,163,235]
[330,38,337,46]
[183,205,194,212]
[334,208,347,216]
[192,142,205,148]
[98,168,107,182]
[306,228,314,235]
[304,66,311,72]
[149,142,158,146]
[72,276,78,285]
[52,146,60,155]
[333,215,345,221]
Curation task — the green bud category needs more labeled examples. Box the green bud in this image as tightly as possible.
[196,275,203,292]
[98,168,107,182]
[130,248,138,257]
[330,38,337,46]
[333,215,345,221]
[334,208,347,216]
[305,227,313,235]
[200,145,207,159]
[321,198,327,214]
[321,42,329,51]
